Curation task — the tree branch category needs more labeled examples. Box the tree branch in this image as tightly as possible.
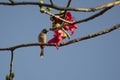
[49,0,54,5]
[70,6,113,25]
[0,24,120,51]
[43,10,72,24]
[0,1,120,12]
[50,7,113,30]
[60,24,120,46]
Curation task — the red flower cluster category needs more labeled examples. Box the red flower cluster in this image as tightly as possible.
[64,12,78,35]
[48,29,65,49]
[48,12,78,49]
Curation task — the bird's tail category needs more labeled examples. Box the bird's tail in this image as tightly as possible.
[40,48,44,58]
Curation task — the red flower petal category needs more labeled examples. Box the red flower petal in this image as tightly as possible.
[48,36,62,50]
[54,29,64,36]
[48,29,64,50]
[63,12,78,35]
[65,12,73,21]
[51,15,62,23]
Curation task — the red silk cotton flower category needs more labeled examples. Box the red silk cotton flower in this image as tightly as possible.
[48,12,78,50]
[63,12,78,35]
[48,29,64,50]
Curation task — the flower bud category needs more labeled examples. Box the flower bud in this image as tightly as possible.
[55,23,61,28]
[46,7,52,11]
[40,0,44,4]
[6,74,10,80]
[40,7,45,13]
[63,33,67,39]
[60,10,65,14]
[11,72,15,78]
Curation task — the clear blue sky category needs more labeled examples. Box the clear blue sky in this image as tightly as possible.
[0,0,120,80]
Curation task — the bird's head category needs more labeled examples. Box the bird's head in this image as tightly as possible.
[42,29,48,33]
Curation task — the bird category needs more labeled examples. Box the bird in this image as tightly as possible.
[38,29,48,58]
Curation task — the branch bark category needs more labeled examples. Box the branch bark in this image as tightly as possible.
[50,7,113,30]
[0,1,120,12]
[60,24,120,46]
[0,24,120,51]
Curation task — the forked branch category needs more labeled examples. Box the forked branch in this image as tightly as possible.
[0,24,120,51]
[0,1,120,12]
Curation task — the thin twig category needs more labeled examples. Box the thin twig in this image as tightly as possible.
[49,0,54,5]
[61,0,72,39]
[64,0,72,14]
[43,10,73,23]
[61,27,71,39]
[9,0,15,4]
[9,50,14,80]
